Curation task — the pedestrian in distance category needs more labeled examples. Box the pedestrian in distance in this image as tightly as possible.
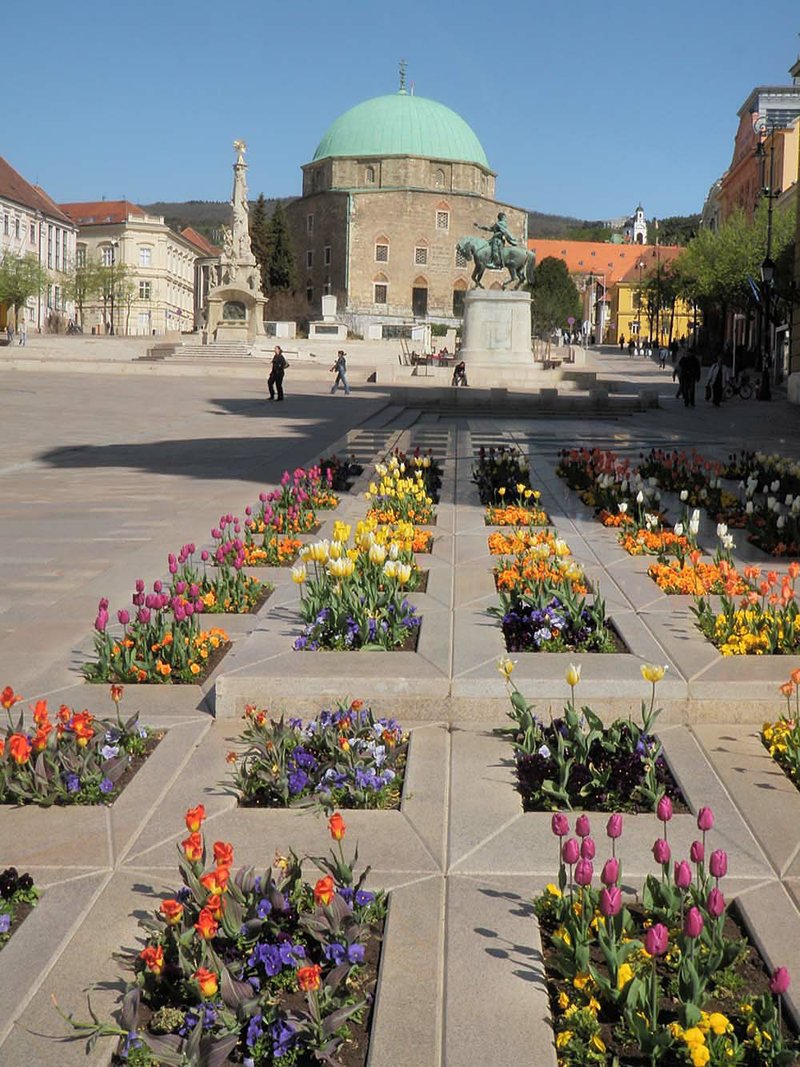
[17,319,27,346]
[329,350,350,395]
[619,334,625,351]
[268,345,288,401]
[6,321,13,345]
[677,349,701,408]
[706,354,726,407]
[451,360,468,387]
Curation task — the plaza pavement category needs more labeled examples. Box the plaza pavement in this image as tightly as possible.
[1,342,800,1065]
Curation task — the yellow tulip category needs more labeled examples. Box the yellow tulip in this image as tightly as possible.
[497,655,516,679]
[369,543,387,565]
[395,563,413,585]
[291,564,307,584]
[498,487,506,497]
[565,664,581,687]
[640,664,667,684]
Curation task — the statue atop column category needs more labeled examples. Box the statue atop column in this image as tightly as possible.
[230,140,256,267]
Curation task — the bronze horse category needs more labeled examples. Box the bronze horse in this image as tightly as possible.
[456,236,536,290]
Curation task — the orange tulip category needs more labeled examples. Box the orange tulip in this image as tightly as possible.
[182,831,203,862]
[780,682,795,698]
[139,944,164,975]
[185,804,206,832]
[297,964,322,991]
[159,899,184,925]
[789,562,800,580]
[70,710,95,746]
[0,686,21,710]
[194,966,219,998]
[314,875,336,906]
[31,724,52,753]
[200,867,230,896]
[328,812,346,841]
[110,684,124,703]
[791,669,800,687]
[212,841,234,868]
[32,699,49,726]
[194,907,219,940]
[8,733,32,764]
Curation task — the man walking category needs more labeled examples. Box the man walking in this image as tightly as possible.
[677,349,701,408]
[330,350,350,395]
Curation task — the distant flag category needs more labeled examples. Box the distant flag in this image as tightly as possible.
[747,275,762,305]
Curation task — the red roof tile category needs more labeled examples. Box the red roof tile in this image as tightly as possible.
[181,227,220,255]
[526,238,682,286]
[0,156,73,225]
[59,200,146,226]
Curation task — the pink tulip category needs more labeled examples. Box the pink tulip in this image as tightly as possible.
[153,580,163,593]
[137,608,151,624]
[135,579,145,593]
[606,814,623,839]
[201,551,209,562]
[601,858,619,887]
[94,611,108,633]
[562,838,580,865]
[575,814,591,838]
[709,850,728,879]
[652,838,671,865]
[657,796,673,823]
[674,860,692,890]
[644,923,669,957]
[697,807,714,832]
[599,886,622,917]
[690,840,705,864]
[770,967,791,996]
[551,813,569,837]
[574,859,593,887]
[99,597,109,611]
[117,609,130,625]
[707,888,725,917]
[683,907,704,939]
[580,837,596,860]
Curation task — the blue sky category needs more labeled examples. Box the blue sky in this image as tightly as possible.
[15,0,800,221]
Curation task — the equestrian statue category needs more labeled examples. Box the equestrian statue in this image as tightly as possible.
[456,212,536,290]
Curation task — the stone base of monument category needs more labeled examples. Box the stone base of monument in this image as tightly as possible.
[459,288,533,370]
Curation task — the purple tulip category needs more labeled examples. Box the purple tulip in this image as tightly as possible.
[709,849,728,880]
[99,597,109,611]
[606,814,623,839]
[174,606,186,622]
[137,607,151,624]
[211,528,221,540]
[168,553,176,567]
[94,611,108,633]
[657,796,673,823]
[599,886,622,917]
[117,609,130,626]
[601,858,619,887]
[690,840,705,864]
[175,581,186,595]
[574,859,593,887]
[644,923,669,957]
[201,550,209,562]
[169,560,178,574]
[194,600,205,614]
[551,813,569,837]
[697,807,714,832]
[245,505,252,516]
[707,888,725,917]
[684,906,704,939]
[652,838,671,865]
[575,814,591,838]
[185,603,194,617]
[135,579,145,593]
[674,860,692,890]
[562,838,580,865]
[132,593,144,607]
[770,967,791,996]
[153,580,163,593]
[580,837,596,860]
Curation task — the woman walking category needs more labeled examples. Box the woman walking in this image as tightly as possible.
[330,350,350,395]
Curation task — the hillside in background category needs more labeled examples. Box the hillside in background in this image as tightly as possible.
[145,200,699,247]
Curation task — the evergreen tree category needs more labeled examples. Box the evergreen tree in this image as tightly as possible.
[266,202,297,292]
[249,193,271,293]
[530,257,581,338]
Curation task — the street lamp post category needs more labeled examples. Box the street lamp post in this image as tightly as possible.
[754,122,782,400]
[636,259,645,350]
[109,238,119,335]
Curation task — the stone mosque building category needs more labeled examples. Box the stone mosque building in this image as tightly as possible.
[284,72,528,336]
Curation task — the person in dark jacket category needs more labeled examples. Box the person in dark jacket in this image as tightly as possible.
[677,350,701,407]
[268,345,287,401]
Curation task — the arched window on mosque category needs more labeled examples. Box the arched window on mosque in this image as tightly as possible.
[435,168,445,188]
[365,165,375,185]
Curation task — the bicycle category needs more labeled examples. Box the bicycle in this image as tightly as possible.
[724,372,753,400]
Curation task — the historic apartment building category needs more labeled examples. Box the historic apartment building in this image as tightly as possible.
[284,77,528,335]
[0,155,77,332]
[60,201,206,335]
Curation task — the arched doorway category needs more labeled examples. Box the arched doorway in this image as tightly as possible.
[412,275,428,318]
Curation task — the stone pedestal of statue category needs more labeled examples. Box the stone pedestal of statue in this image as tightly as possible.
[459,289,537,383]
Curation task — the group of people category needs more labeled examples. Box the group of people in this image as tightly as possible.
[5,321,27,346]
[266,345,352,402]
[672,351,727,408]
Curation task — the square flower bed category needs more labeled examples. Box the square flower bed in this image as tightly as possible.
[60,807,385,1067]
[762,672,800,791]
[485,501,550,527]
[319,453,365,493]
[364,455,436,525]
[0,686,161,805]
[535,805,797,1065]
[0,865,38,950]
[498,664,681,811]
[228,701,408,811]
[494,586,618,654]
[693,567,800,655]
[472,444,532,505]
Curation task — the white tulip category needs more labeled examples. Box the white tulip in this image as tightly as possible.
[777,516,786,530]
[716,523,728,538]
[680,490,688,502]
[771,480,780,492]
[746,501,754,514]
[636,490,644,504]
[674,522,684,536]
[618,502,628,514]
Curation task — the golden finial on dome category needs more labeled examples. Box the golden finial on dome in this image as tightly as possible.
[233,139,247,156]
[398,59,407,94]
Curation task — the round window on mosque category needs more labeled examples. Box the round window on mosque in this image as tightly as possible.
[222,300,247,321]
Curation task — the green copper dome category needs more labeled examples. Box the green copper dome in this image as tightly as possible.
[312,91,490,168]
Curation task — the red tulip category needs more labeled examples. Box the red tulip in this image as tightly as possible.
[551,813,569,837]
[697,806,714,832]
[683,906,704,939]
[652,838,671,865]
[709,849,728,879]
[769,967,791,996]
[606,813,623,839]
[601,858,619,887]
[599,885,622,917]
[674,860,692,890]
[707,887,726,917]
[644,923,669,957]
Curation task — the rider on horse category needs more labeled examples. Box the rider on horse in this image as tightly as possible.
[474,212,518,269]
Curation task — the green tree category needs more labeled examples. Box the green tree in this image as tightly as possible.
[0,252,47,322]
[676,203,794,351]
[650,215,701,246]
[64,257,105,327]
[530,256,581,338]
[249,193,271,293]
[265,201,297,292]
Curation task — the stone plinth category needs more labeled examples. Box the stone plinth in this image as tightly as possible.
[459,289,532,369]
[308,321,348,341]
[207,284,266,343]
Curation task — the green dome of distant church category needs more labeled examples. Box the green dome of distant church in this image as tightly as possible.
[312,89,490,169]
